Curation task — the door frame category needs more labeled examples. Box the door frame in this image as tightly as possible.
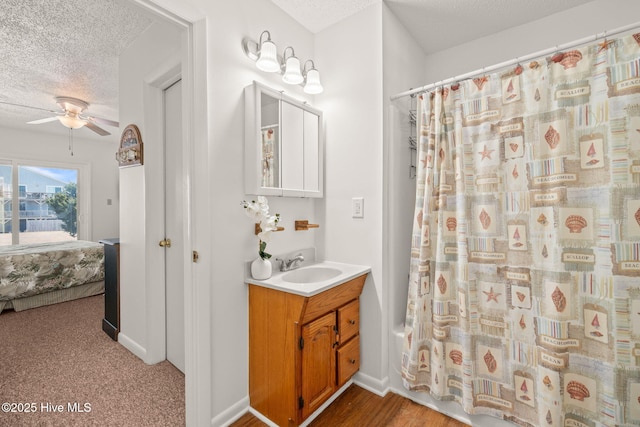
[130,1,210,425]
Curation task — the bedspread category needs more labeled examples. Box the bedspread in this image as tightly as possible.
[0,240,105,302]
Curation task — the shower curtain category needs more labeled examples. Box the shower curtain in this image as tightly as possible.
[401,32,640,426]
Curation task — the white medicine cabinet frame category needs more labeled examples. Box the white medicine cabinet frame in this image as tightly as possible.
[245,81,323,198]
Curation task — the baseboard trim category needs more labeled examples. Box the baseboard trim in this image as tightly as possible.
[117,333,146,362]
[247,408,278,427]
[352,372,390,397]
[210,396,249,427]
[243,381,354,427]
[209,376,391,427]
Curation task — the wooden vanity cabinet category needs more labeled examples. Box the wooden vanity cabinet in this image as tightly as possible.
[248,274,366,427]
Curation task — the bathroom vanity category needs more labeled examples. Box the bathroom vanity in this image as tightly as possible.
[247,262,369,426]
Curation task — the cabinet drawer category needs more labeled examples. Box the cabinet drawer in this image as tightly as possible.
[337,299,359,345]
[337,336,360,386]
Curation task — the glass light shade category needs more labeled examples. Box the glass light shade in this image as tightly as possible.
[256,40,280,73]
[58,114,86,129]
[282,56,303,85]
[304,69,323,94]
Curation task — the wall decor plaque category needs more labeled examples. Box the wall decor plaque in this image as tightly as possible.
[116,124,143,167]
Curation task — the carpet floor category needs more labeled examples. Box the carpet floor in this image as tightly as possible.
[0,295,185,426]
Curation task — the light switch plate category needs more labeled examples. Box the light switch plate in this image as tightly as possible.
[352,197,364,218]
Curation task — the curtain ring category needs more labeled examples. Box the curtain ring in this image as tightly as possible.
[598,30,610,52]
[515,58,524,75]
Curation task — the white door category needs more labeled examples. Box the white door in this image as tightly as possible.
[164,79,185,372]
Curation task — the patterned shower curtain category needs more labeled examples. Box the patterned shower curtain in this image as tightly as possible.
[401,32,640,426]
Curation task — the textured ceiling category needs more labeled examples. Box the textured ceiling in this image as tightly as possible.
[0,0,153,141]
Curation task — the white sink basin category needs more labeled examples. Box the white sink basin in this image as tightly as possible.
[246,260,371,297]
[282,267,342,283]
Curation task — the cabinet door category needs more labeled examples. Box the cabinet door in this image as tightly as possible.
[301,312,336,420]
[303,110,320,194]
[281,100,304,193]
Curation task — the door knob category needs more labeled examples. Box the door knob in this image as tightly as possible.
[159,238,172,248]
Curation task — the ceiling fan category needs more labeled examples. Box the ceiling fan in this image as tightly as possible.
[3,96,119,136]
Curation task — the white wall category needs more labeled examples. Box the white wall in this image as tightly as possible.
[0,126,119,241]
[382,1,425,337]
[315,3,387,389]
[118,19,182,359]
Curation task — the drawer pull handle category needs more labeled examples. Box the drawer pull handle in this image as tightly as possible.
[349,359,357,364]
[348,320,356,325]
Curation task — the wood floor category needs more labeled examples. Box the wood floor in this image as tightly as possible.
[231,384,468,427]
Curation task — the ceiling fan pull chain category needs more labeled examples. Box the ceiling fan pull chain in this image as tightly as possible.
[68,128,74,156]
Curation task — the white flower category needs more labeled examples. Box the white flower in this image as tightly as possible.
[256,196,269,212]
[261,214,279,232]
[258,214,279,242]
[241,197,280,260]
[242,198,269,222]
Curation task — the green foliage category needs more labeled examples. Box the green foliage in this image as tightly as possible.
[47,183,77,237]
[259,240,272,260]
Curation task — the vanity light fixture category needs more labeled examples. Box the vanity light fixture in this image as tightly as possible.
[303,60,323,94]
[255,31,280,72]
[242,30,323,94]
[282,47,304,85]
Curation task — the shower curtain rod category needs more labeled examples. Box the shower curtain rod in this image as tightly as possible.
[390,21,640,101]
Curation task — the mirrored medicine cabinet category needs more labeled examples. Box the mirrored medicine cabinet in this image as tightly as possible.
[244,81,323,198]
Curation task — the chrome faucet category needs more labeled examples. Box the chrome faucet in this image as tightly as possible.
[277,253,304,272]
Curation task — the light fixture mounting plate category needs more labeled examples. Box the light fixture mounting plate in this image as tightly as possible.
[55,96,89,114]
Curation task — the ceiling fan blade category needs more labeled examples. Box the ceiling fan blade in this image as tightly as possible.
[85,115,119,128]
[27,116,59,125]
[85,121,111,136]
[0,101,60,114]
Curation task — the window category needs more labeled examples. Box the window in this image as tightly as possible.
[46,186,63,194]
[0,161,83,246]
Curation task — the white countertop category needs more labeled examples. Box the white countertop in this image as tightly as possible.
[245,260,371,297]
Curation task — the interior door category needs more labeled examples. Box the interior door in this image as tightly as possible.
[164,79,185,373]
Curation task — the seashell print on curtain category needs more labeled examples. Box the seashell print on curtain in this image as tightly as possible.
[401,32,640,426]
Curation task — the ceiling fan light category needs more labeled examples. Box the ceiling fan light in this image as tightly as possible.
[58,113,86,129]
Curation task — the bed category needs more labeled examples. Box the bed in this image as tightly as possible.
[0,240,105,313]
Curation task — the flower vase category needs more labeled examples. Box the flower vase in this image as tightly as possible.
[251,257,272,280]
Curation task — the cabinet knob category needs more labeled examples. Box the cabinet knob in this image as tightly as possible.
[159,238,172,248]
[348,319,356,325]
[349,359,357,364]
